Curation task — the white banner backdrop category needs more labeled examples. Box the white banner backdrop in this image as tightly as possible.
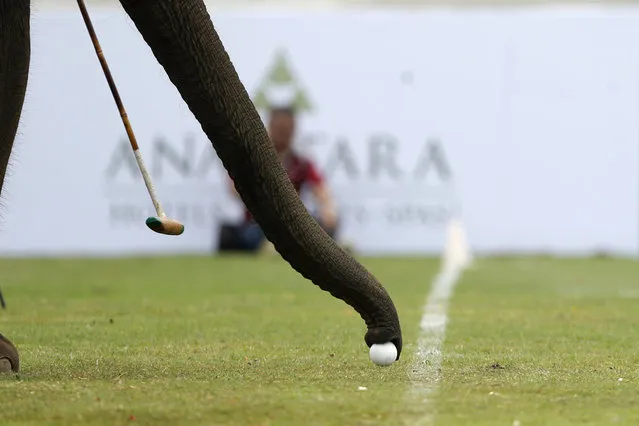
[0,7,638,256]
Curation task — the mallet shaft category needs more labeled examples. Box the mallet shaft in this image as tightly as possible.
[77,0,164,218]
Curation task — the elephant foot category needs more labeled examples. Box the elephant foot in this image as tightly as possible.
[0,333,19,373]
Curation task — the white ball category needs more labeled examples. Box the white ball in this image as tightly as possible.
[369,342,397,366]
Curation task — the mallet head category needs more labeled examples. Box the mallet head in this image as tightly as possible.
[145,217,185,236]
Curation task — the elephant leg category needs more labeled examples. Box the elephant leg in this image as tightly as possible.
[0,0,30,373]
[0,334,19,373]
[118,0,402,358]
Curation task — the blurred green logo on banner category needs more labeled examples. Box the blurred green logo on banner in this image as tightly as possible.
[253,49,314,113]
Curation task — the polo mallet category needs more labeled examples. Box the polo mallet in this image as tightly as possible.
[77,0,184,236]
[0,287,5,309]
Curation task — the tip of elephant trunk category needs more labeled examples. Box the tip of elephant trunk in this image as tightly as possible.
[145,217,185,236]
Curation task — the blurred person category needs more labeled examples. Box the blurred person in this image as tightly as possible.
[217,106,339,253]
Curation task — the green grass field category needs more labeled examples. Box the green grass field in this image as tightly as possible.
[0,255,637,425]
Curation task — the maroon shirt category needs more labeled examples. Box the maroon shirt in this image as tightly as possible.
[241,152,324,223]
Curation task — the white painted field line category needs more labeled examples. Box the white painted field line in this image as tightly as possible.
[405,219,471,425]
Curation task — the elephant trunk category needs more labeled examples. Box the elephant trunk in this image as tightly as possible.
[0,0,31,199]
[118,0,402,357]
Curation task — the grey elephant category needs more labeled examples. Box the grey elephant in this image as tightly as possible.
[0,0,402,373]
